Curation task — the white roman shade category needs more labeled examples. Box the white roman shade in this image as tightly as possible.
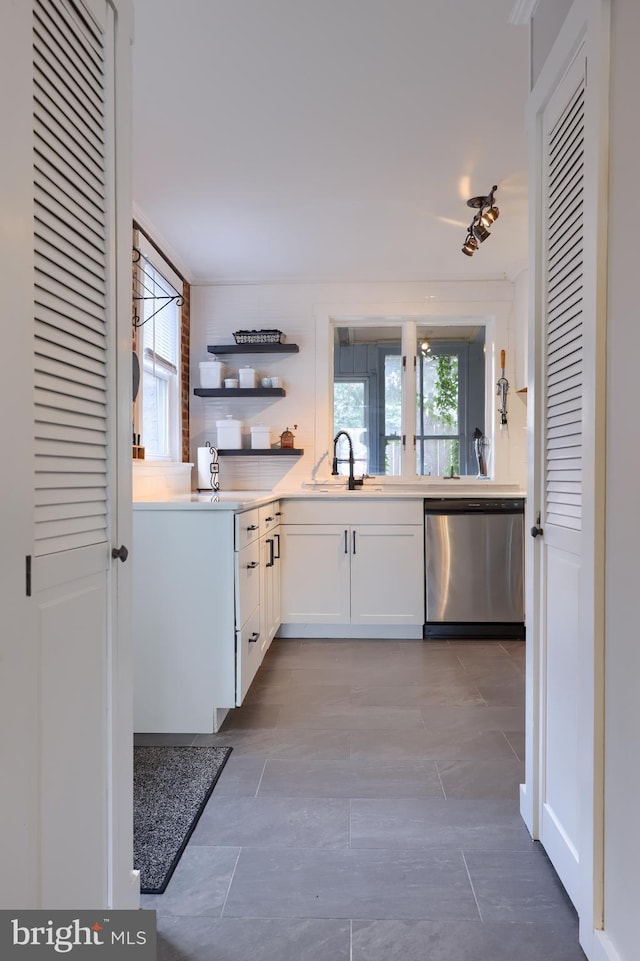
[33,0,109,556]
[544,78,585,532]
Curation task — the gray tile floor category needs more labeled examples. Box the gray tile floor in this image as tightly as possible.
[136,638,586,960]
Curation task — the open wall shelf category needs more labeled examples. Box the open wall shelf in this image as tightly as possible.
[217,448,303,456]
[194,388,286,398]
[208,344,299,355]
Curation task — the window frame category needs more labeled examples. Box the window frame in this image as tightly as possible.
[133,233,183,463]
[323,311,499,482]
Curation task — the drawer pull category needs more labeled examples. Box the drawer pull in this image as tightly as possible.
[249,631,260,644]
[275,511,282,516]
[246,524,259,531]
[246,560,259,569]
[265,516,274,522]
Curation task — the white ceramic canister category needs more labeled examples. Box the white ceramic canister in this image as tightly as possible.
[238,366,256,389]
[216,415,242,449]
[250,425,271,449]
[199,360,224,388]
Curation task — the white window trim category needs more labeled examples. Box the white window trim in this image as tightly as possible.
[314,298,511,484]
[133,231,183,463]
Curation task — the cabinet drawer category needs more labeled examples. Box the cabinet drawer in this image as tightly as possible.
[235,507,261,549]
[236,606,263,705]
[259,501,280,536]
[235,541,260,627]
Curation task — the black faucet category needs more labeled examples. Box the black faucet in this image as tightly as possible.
[331,430,363,490]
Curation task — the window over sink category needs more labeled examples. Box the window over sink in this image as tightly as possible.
[331,318,488,479]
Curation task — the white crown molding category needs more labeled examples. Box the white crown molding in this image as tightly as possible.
[509,0,540,26]
[132,202,196,285]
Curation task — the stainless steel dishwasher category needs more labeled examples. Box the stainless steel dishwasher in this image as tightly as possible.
[424,497,525,639]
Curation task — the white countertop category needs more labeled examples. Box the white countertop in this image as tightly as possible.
[133,484,526,511]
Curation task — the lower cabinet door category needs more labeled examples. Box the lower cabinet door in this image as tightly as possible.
[280,525,351,623]
[236,605,262,705]
[350,525,424,625]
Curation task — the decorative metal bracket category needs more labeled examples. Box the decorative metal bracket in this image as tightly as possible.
[132,246,184,327]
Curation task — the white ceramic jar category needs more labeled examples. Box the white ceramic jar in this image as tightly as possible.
[250,425,271,449]
[238,366,256,388]
[216,415,242,449]
[199,360,223,388]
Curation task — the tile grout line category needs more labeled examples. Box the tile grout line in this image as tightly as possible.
[254,759,268,797]
[461,850,484,922]
[219,847,242,919]
[434,761,447,799]
[501,729,522,761]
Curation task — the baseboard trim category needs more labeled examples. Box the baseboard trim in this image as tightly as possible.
[277,624,424,639]
[590,930,624,961]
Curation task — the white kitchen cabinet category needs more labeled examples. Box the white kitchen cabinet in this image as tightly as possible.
[350,524,424,625]
[279,499,424,629]
[280,525,351,623]
[132,498,281,733]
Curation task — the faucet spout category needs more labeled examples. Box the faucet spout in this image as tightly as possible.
[331,430,362,490]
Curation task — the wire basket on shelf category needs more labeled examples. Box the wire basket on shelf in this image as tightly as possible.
[233,329,284,345]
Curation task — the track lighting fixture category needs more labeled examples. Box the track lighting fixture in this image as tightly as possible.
[461,232,478,257]
[461,185,499,256]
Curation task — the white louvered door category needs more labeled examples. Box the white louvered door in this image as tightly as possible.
[537,52,586,910]
[29,0,130,908]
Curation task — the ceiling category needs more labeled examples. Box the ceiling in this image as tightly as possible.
[131,0,529,285]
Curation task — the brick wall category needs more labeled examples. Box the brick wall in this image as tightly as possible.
[180,281,190,462]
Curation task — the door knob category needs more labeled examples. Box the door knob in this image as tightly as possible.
[112,544,129,562]
[530,524,543,538]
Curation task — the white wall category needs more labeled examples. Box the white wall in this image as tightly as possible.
[189,278,528,491]
[602,0,640,956]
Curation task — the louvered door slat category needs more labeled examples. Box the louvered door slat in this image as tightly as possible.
[35,220,105,283]
[35,318,105,362]
[34,173,105,248]
[548,316,582,350]
[34,118,105,206]
[34,75,104,169]
[35,270,105,323]
[35,486,107,508]
[35,387,106,421]
[548,178,583,230]
[36,420,107,446]
[33,9,104,117]
[35,472,106,491]
[34,367,107,406]
[33,0,109,558]
[35,236,106,298]
[35,289,106,340]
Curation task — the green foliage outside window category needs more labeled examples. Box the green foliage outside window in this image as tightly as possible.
[423,354,460,475]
